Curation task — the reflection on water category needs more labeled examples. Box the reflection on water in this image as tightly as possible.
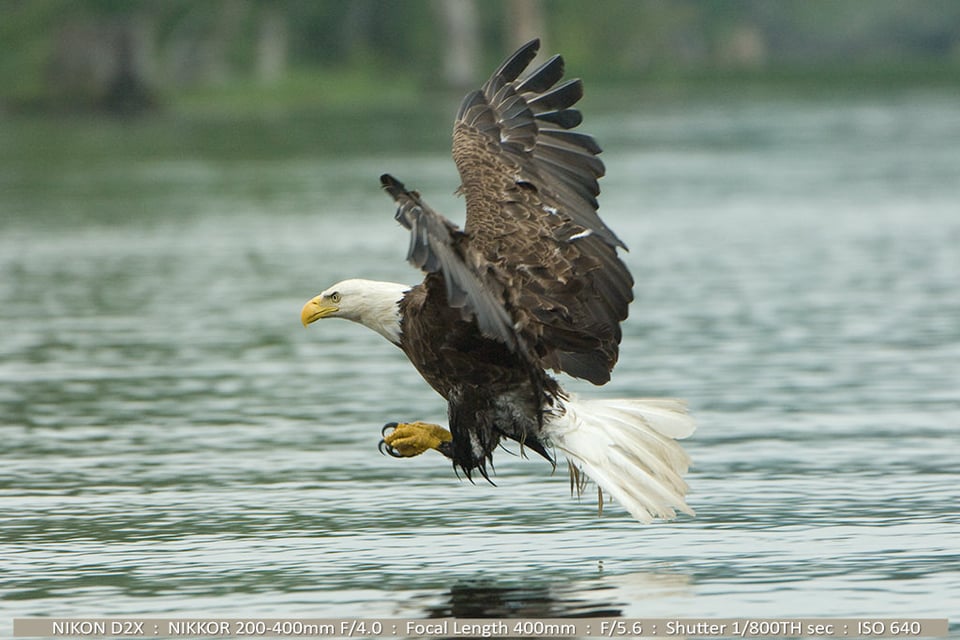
[425,579,623,619]
[421,571,696,619]
[1,90,959,631]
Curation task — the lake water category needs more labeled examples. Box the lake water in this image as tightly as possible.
[1,88,958,635]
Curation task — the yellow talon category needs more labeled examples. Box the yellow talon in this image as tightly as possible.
[382,421,452,457]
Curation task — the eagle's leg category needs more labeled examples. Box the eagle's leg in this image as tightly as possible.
[379,422,453,459]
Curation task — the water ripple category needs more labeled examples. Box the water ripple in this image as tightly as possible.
[2,92,958,626]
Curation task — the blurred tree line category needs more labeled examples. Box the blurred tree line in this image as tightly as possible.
[2,0,958,114]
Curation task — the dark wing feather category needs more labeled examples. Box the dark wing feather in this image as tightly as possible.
[381,174,519,351]
[527,78,584,113]
[448,38,634,384]
[515,54,564,94]
[492,38,541,85]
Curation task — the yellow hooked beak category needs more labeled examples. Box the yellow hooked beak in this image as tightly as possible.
[300,296,338,327]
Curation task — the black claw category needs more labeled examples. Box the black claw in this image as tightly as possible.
[381,422,399,437]
[378,438,405,458]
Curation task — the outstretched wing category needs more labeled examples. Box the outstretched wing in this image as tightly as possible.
[451,38,634,384]
[384,39,633,385]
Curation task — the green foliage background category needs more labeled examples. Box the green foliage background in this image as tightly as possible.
[2,0,958,113]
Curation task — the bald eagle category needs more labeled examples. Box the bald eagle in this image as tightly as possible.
[301,39,694,523]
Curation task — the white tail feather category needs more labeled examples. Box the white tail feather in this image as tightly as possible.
[544,395,695,524]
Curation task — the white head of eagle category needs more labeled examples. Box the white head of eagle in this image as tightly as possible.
[301,278,407,346]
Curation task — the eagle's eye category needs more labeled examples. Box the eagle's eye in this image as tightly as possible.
[329,292,341,303]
